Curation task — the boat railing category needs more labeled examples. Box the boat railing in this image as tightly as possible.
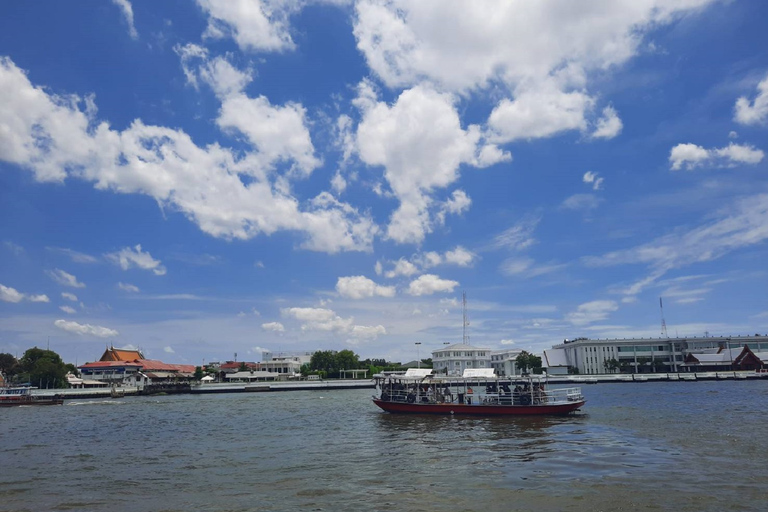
[377,384,583,406]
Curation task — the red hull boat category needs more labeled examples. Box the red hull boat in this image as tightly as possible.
[372,369,585,417]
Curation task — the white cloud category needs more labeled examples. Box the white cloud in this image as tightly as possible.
[566,300,619,326]
[443,246,476,267]
[734,74,768,125]
[591,105,623,139]
[106,245,167,276]
[499,258,565,278]
[488,85,592,142]
[0,284,49,303]
[262,322,285,332]
[0,57,376,255]
[54,319,119,338]
[354,0,709,142]
[560,193,601,211]
[47,247,100,264]
[585,194,768,297]
[583,171,604,190]
[384,258,419,279]
[669,142,764,170]
[355,83,509,244]
[163,346,175,354]
[197,0,297,53]
[493,216,540,251]
[406,274,459,296]
[118,282,140,293]
[112,0,138,39]
[500,339,515,345]
[336,276,396,299]
[281,306,386,342]
[59,305,76,314]
[61,292,78,302]
[47,269,86,288]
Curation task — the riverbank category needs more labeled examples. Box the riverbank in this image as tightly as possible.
[29,370,768,400]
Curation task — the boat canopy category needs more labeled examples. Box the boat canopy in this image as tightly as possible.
[403,368,434,378]
[462,369,495,378]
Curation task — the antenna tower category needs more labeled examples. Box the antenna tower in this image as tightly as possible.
[462,291,470,345]
[659,297,668,338]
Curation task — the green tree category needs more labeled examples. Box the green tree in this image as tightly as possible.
[194,366,204,380]
[603,358,620,374]
[19,347,68,388]
[300,363,311,377]
[420,358,433,368]
[515,351,542,373]
[336,349,360,371]
[0,352,19,376]
[310,350,338,374]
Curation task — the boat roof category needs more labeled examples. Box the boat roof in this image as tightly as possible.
[403,368,434,378]
[462,368,495,378]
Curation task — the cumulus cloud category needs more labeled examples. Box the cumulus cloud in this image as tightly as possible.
[61,292,78,302]
[118,282,140,293]
[54,319,119,338]
[281,306,386,342]
[197,0,297,53]
[566,300,618,326]
[583,171,604,190]
[163,346,175,354]
[406,274,459,296]
[107,245,166,275]
[591,106,623,139]
[112,0,138,39]
[355,82,509,244]
[336,276,396,299]
[354,0,708,140]
[0,57,376,254]
[0,284,49,303]
[59,305,77,314]
[383,258,419,279]
[734,74,768,125]
[262,322,285,332]
[669,142,764,170]
[47,269,85,288]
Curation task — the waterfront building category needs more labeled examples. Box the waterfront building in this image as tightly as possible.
[78,346,196,386]
[431,344,491,376]
[260,351,312,376]
[547,334,768,374]
[489,348,524,376]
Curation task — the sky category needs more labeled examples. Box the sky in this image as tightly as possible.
[1,0,767,367]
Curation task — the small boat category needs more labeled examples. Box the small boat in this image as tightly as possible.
[372,369,585,416]
[0,386,64,407]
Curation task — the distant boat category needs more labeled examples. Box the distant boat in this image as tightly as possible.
[0,386,64,407]
[372,369,585,416]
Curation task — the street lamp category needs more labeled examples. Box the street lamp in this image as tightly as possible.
[415,342,422,368]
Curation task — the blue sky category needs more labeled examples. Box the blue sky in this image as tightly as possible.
[1,0,767,366]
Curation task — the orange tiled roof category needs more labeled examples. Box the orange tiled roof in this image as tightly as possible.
[100,347,145,361]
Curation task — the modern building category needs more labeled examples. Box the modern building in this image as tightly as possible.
[260,351,313,376]
[547,334,768,374]
[431,343,492,376]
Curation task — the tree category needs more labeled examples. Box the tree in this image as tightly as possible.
[0,352,19,376]
[310,350,338,374]
[19,347,68,388]
[603,358,620,374]
[194,366,204,380]
[420,358,433,368]
[336,349,360,371]
[515,351,542,373]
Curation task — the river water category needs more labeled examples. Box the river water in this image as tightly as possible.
[1,380,767,512]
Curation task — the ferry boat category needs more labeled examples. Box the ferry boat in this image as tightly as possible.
[372,369,585,416]
[0,386,64,407]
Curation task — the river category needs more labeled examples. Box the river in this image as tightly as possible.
[1,380,766,511]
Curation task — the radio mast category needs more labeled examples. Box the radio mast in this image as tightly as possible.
[462,291,470,345]
[660,297,668,338]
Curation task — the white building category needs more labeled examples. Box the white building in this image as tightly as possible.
[489,348,523,376]
[260,351,314,376]
[548,334,768,374]
[431,344,492,376]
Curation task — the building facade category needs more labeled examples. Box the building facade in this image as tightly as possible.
[489,348,523,376]
[548,335,768,374]
[431,344,491,376]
